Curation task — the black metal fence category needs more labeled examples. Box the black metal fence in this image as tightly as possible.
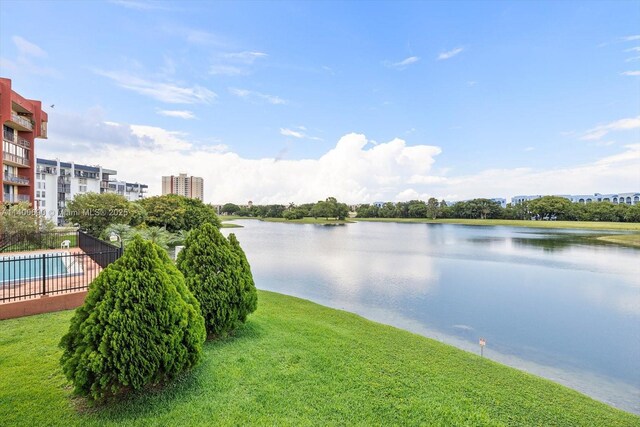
[0,231,122,303]
[78,231,122,268]
[0,230,79,253]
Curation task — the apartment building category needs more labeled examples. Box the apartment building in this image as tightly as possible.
[0,78,48,205]
[36,158,148,225]
[162,173,204,201]
[511,192,640,205]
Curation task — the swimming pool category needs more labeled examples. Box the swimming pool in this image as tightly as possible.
[0,251,80,283]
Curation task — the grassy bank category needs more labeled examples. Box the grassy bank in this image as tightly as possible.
[354,217,640,231]
[220,222,243,228]
[596,234,640,248]
[0,291,636,426]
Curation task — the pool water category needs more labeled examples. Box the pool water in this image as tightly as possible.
[0,252,70,282]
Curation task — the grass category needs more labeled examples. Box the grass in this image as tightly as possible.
[0,291,637,426]
[596,234,640,248]
[220,222,243,228]
[354,217,640,231]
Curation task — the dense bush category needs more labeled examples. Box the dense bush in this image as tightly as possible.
[59,236,206,400]
[64,193,133,236]
[177,223,256,336]
[228,233,258,322]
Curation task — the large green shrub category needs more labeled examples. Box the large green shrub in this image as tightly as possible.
[59,236,206,400]
[228,233,258,322]
[177,223,256,336]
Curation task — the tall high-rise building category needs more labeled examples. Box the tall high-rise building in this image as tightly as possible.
[0,78,48,206]
[162,173,204,201]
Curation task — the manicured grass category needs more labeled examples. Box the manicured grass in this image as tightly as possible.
[354,217,640,231]
[0,291,637,426]
[597,234,640,248]
[220,222,243,228]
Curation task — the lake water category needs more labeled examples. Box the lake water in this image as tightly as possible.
[222,220,640,414]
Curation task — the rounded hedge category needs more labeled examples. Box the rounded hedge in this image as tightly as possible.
[176,223,257,336]
[59,235,206,400]
[228,233,258,322]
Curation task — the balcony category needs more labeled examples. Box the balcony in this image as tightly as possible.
[17,138,30,149]
[3,173,30,186]
[10,112,33,131]
[3,193,31,204]
[2,151,30,167]
[57,184,71,193]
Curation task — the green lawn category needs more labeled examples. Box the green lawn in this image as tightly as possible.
[0,291,636,426]
[220,222,243,228]
[596,234,640,248]
[354,217,640,231]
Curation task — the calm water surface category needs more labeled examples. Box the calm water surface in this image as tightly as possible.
[223,221,640,413]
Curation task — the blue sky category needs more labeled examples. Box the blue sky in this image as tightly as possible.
[1,0,639,203]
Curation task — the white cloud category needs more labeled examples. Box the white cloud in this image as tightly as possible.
[95,70,217,104]
[40,114,640,205]
[623,35,640,41]
[524,146,535,152]
[621,71,640,76]
[108,0,168,10]
[580,116,640,140]
[157,110,196,119]
[437,47,464,60]
[280,127,323,141]
[12,36,47,57]
[280,128,304,138]
[229,87,287,105]
[0,36,57,77]
[385,56,420,70]
[210,65,247,75]
[625,47,640,52]
[210,51,268,75]
[221,51,267,63]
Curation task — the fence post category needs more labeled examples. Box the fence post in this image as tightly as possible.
[41,254,47,296]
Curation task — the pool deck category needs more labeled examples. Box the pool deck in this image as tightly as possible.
[0,247,102,305]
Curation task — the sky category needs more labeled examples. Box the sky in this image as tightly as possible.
[1,0,639,204]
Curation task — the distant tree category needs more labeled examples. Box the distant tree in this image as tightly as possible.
[59,236,205,400]
[378,202,398,218]
[356,204,379,218]
[529,196,573,220]
[128,202,147,227]
[64,193,133,236]
[425,198,440,219]
[408,200,428,218]
[141,195,220,232]
[0,201,53,235]
[221,203,241,215]
[177,223,248,336]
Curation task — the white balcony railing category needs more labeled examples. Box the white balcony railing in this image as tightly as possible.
[3,193,31,203]
[10,112,33,131]
[3,173,30,185]
[2,151,30,166]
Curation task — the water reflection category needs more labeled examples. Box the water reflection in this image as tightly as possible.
[223,220,640,414]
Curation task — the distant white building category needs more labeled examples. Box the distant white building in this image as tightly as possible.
[35,158,148,225]
[511,192,640,205]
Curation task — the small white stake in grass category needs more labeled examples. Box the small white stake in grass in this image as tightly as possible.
[479,338,486,358]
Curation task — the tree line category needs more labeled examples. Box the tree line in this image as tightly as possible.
[355,196,640,222]
[222,197,350,220]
